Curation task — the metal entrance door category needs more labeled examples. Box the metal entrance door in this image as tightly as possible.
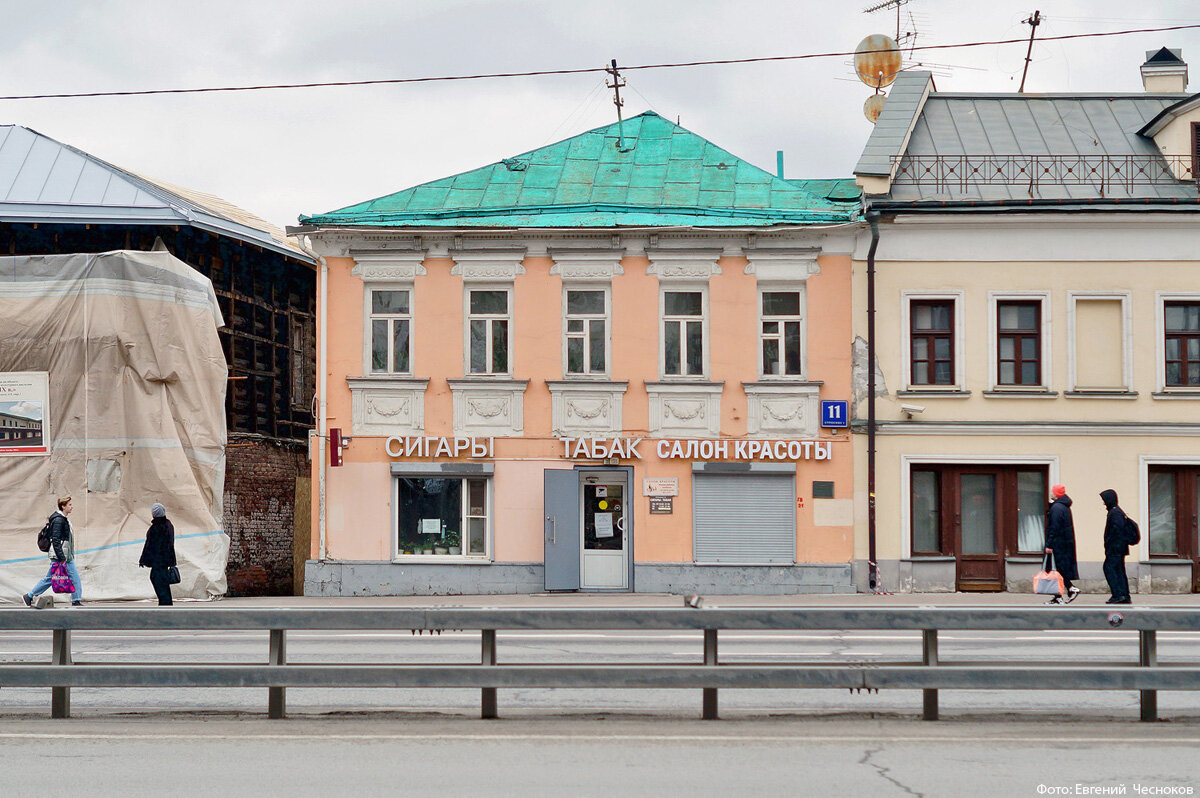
[544,469,581,591]
[579,471,629,590]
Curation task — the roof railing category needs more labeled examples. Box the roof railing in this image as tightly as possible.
[891,154,1197,194]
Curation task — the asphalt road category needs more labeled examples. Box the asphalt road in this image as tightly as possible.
[1,717,1197,798]
[4,626,1200,719]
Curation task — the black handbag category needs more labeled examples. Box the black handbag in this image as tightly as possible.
[166,566,181,585]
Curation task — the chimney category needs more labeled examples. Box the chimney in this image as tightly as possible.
[1141,47,1188,92]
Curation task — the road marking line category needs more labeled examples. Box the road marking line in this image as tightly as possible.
[0,732,1197,744]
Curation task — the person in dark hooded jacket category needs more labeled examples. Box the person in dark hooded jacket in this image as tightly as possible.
[1043,484,1080,604]
[138,503,177,606]
[1100,489,1132,604]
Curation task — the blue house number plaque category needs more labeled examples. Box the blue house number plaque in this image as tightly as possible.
[820,400,848,429]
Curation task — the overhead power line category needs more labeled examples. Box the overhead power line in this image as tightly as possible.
[1,22,1198,101]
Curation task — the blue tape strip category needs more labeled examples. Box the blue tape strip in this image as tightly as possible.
[0,530,226,566]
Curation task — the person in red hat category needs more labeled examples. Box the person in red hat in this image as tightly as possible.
[1043,484,1081,604]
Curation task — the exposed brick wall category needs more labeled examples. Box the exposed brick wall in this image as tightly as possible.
[224,433,308,596]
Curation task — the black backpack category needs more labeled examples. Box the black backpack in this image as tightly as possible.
[1123,514,1141,546]
[36,517,54,552]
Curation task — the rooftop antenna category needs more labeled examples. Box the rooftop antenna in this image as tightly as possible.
[605,59,630,151]
[1018,10,1041,93]
[863,0,914,47]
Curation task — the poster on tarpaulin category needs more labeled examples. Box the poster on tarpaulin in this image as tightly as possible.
[0,372,50,456]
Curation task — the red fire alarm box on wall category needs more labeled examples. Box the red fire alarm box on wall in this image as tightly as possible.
[329,427,343,467]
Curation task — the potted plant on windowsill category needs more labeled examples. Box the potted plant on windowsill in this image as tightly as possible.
[443,529,461,556]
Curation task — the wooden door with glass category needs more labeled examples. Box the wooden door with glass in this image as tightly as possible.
[1147,466,1200,592]
[912,465,1049,591]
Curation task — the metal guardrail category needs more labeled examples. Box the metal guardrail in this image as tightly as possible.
[2,607,1198,721]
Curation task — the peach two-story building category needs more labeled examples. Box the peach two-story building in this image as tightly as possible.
[295,111,861,594]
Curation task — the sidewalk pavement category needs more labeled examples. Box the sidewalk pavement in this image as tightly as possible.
[36,591,1199,609]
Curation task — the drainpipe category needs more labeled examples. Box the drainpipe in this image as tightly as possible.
[866,211,880,592]
[316,251,329,562]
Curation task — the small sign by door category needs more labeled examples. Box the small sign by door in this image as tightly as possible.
[649,496,673,514]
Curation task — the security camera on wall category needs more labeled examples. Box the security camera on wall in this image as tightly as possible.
[900,404,925,419]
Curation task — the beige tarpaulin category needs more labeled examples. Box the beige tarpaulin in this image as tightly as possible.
[0,251,228,601]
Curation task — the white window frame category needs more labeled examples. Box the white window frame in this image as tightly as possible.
[464,285,513,377]
[901,291,964,391]
[757,286,807,379]
[899,454,1060,559]
[362,284,414,376]
[562,284,611,378]
[1067,291,1132,392]
[659,285,709,379]
[988,291,1052,391]
[1155,291,1200,393]
[392,474,492,561]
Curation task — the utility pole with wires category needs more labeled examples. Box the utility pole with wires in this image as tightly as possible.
[1018,9,1042,92]
[605,59,631,151]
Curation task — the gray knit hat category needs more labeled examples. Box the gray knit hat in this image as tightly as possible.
[151,503,166,518]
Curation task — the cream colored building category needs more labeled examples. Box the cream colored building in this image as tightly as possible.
[851,51,1200,594]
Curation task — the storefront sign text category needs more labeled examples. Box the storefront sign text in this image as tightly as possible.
[559,437,832,462]
[386,436,494,459]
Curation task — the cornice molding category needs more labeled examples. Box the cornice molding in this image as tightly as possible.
[743,248,822,282]
[449,248,528,282]
[548,248,626,281]
[350,252,428,282]
[645,248,724,281]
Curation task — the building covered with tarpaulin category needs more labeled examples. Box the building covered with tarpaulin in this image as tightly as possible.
[0,250,228,601]
[0,125,317,596]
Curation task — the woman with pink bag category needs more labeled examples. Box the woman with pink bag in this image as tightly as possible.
[21,496,82,608]
[1042,485,1081,605]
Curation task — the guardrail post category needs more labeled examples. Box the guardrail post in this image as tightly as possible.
[702,629,718,720]
[922,629,938,721]
[268,629,287,719]
[481,629,498,719]
[1139,629,1157,722]
[51,628,72,719]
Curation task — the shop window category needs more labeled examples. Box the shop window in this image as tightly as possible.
[910,464,1048,557]
[394,476,489,557]
[909,300,954,385]
[1164,301,1200,387]
[369,289,411,374]
[564,288,608,376]
[760,290,803,377]
[662,290,705,377]
[467,289,510,375]
[911,469,942,554]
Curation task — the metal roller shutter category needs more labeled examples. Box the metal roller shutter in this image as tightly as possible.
[693,473,795,564]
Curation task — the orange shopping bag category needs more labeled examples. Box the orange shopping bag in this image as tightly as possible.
[1033,552,1065,596]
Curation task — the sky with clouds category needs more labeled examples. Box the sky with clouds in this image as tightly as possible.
[2,0,1197,229]
[0,401,42,420]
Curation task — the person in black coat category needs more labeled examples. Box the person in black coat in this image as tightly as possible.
[1043,485,1080,604]
[1100,489,1132,605]
[139,503,177,606]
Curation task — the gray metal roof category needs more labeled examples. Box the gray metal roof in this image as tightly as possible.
[853,71,933,177]
[855,71,1199,205]
[0,125,312,262]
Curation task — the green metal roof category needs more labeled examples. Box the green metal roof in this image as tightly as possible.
[301,112,858,228]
